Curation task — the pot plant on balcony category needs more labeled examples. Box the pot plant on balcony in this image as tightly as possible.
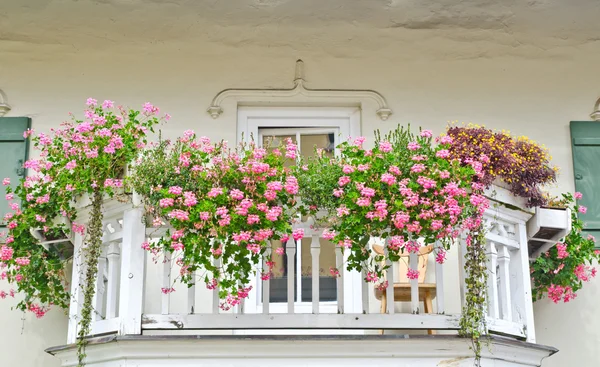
[531,192,599,303]
[131,132,299,309]
[445,124,557,208]
[297,126,488,284]
[1,99,163,367]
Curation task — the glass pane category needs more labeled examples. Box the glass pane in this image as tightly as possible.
[300,133,334,159]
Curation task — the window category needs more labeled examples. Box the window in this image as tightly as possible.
[0,117,30,226]
[570,121,600,241]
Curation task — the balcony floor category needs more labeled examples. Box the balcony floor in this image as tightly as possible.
[47,334,557,367]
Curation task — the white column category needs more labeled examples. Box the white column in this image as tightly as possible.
[117,207,146,336]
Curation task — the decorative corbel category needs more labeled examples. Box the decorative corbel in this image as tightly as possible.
[207,59,393,121]
[590,96,600,121]
[0,89,11,117]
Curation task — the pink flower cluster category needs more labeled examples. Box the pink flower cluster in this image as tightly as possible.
[144,132,299,308]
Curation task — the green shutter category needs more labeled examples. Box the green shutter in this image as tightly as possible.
[0,117,30,226]
[570,121,600,241]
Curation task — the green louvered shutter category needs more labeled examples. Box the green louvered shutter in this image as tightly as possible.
[570,121,600,242]
[0,117,30,226]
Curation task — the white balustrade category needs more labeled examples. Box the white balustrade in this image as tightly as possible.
[68,189,538,343]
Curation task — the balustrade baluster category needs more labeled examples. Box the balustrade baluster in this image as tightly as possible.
[262,243,271,314]
[384,240,394,314]
[311,234,321,314]
[105,242,120,319]
[161,253,171,315]
[212,257,220,314]
[434,242,445,314]
[361,269,369,314]
[188,271,196,314]
[286,237,296,313]
[409,252,419,314]
[486,241,499,319]
[335,242,344,314]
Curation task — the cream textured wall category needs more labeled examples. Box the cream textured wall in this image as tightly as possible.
[2,1,600,366]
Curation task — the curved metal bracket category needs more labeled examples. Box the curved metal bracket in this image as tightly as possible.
[207,60,393,121]
[0,89,11,117]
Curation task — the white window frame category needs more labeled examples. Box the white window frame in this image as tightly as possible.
[237,107,363,316]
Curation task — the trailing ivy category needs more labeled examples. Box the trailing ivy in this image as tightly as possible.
[459,228,488,365]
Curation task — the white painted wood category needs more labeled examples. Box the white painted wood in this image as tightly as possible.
[516,222,536,342]
[457,237,467,309]
[434,242,445,314]
[497,245,512,321]
[94,247,108,320]
[262,244,271,314]
[486,241,500,319]
[310,234,321,314]
[188,272,196,314]
[161,252,172,315]
[67,231,85,344]
[335,243,344,314]
[141,313,461,330]
[486,317,527,338]
[384,241,394,314]
[238,107,361,148]
[105,242,121,319]
[89,317,120,336]
[285,237,296,313]
[409,252,419,314]
[361,269,369,314]
[212,257,221,314]
[49,332,556,367]
[117,207,146,336]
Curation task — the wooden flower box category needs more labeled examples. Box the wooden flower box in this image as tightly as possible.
[526,207,571,260]
[30,216,74,261]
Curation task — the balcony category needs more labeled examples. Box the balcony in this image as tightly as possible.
[48,186,557,366]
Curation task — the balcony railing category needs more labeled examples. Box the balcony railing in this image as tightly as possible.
[65,186,536,344]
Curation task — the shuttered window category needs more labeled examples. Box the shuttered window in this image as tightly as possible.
[0,117,30,225]
[570,121,600,241]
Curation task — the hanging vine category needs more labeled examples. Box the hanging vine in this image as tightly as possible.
[76,187,104,366]
[459,227,488,365]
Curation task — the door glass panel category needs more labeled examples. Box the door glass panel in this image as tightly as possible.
[260,130,338,303]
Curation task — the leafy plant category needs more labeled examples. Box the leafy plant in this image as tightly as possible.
[296,126,488,288]
[1,99,162,366]
[131,132,298,309]
[531,192,599,303]
[446,125,557,207]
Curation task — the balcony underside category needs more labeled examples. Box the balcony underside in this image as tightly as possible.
[47,334,556,367]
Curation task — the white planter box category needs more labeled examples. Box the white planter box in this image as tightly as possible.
[30,216,74,260]
[526,207,572,260]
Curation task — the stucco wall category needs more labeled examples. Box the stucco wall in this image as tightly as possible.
[2,1,600,366]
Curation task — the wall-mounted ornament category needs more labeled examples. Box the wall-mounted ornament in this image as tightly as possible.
[207,59,393,121]
[0,89,11,117]
[591,96,600,121]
